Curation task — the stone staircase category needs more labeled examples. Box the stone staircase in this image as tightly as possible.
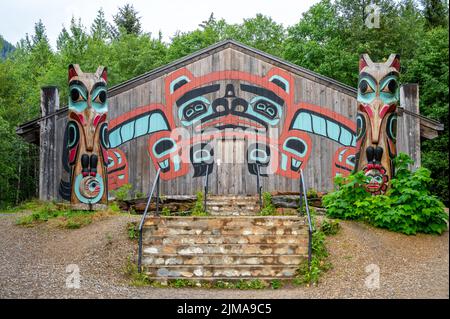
[206,195,260,216]
[140,215,309,281]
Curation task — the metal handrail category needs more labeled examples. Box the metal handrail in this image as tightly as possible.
[203,166,211,212]
[299,169,313,271]
[138,168,161,273]
[256,164,262,208]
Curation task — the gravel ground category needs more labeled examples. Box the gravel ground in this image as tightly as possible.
[0,211,448,299]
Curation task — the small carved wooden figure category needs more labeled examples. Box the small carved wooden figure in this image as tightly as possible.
[356,54,400,195]
[67,64,109,209]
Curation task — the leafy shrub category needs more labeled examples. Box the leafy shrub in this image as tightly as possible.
[260,192,275,216]
[323,153,448,235]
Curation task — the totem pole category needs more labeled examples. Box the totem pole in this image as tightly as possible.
[67,64,109,209]
[355,54,400,195]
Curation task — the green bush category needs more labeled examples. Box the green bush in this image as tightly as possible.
[323,153,448,235]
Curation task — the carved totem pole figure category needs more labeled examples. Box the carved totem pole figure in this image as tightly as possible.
[356,54,400,195]
[67,64,109,209]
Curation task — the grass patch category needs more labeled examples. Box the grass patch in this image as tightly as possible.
[123,256,150,287]
[15,203,118,229]
[294,215,337,286]
[191,191,208,216]
[260,192,275,216]
[123,258,284,289]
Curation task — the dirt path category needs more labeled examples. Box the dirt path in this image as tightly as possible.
[0,212,448,298]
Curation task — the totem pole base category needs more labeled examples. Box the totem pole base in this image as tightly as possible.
[70,203,108,211]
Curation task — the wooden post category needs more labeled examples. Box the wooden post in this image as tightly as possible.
[398,84,421,170]
[39,86,59,201]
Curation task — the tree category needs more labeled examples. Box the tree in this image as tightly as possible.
[421,0,449,28]
[91,8,110,41]
[112,4,142,36]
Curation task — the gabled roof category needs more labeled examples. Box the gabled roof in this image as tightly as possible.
[108,39,357,97]
[15,39,443,144]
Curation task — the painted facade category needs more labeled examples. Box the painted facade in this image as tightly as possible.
[28,41,422,199]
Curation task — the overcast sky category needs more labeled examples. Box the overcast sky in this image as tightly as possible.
[0,0,320,48]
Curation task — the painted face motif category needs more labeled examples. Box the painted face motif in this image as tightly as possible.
[356,54,400,195]
[67,64,108,206]
[167,69,291,132]
[105,66,358,183]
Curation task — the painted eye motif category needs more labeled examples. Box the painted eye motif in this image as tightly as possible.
[358,80,374,95]
[252,99,278,119]
[70,88,85,103]
[183,101,207,121]
[94,90,107,104]
[382,79,398,94]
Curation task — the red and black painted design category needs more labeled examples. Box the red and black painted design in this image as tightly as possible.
[105,66,358,190]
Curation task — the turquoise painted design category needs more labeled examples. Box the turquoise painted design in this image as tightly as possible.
[68,122,78,148]
[247,96,282,126]
[173,154,181,172]
[291,112,312,132]
[291,110,356,147]
[357,77,376,104]
[249,148,269,162]
[386,113,397,142]
[281,154,288,171]
[380,75,399,105]
[68,84,88,112]
[283,137,308,157]
[152,137,177,158]
[108,111,170,148]
[178,96,213,126]
[311,114,327,136]
[91,86,108,113]
[170,76,190,93]
[269,75,290,93]
[74,174,104,204]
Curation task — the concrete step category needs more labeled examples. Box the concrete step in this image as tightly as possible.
[143,254,306,266]
[143,265,299,278]
[144,234,303,245]
[143,243,307,255]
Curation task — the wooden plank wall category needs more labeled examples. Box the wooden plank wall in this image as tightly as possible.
[39,48,422,200]
[398,84,421,169]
